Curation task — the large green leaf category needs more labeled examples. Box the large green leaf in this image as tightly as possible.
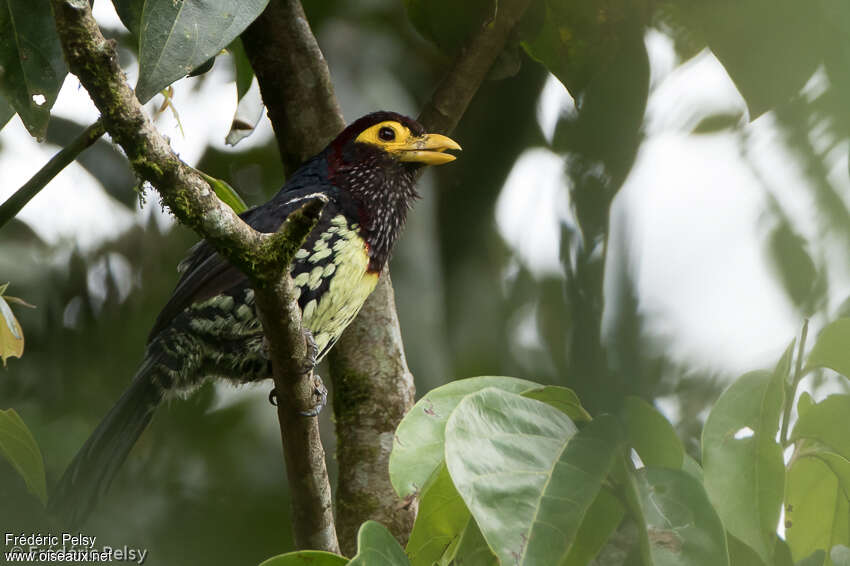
[134,0,269,103]
[0,0,66,139]
[623,396,684,470]
[404,0,493,54]
[786,456,850,565]
[522,385,591,422]
[677,0,822,117]
[791,395,850,461]
[702,370,785,564]
[806,319,850,378]
[441,518,498,566]
[406,463,470,566]
[0,408,46,505]
[348,521,410,566]
[390,376,538,498]
[257,551,347,566]
[631,467,730,566]
[564,488,625,566]
[445,388,620,565]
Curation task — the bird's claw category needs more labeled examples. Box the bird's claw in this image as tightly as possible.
[299,329,319,374]
[299,374,328,417]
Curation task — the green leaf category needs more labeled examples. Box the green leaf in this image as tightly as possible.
[0,294,24,366]
[406,463,470,566]
[522,385,591,422]
[443,518,498,566]
[791,395,850,461]
[390,376,539,498]
[798,392,815,419]
[786,457,850,565]
[197,171,248,214]
[0,409,46,505]
[348,521,410,566]
[631,467,730,566]
[677,0,822,117]
[521,0,645,97]
[623,396,684,469]
[767,218,819,314]
[112,0,144,36]
[225,39,262,146]
[564,488,625,566]
[702,370,785,564]
[404,0,494,54]
[445,388,621,566]
[797,550,827,566]
[0,0,67,139]
[807,319,850,378]
[134,0,270,103]
[257,551,347,566]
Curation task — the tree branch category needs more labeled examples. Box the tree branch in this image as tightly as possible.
[50,0,337,553]
[0,119,104,230]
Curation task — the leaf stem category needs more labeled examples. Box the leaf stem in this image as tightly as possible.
[0,119,105,230]
[781,319,809,446]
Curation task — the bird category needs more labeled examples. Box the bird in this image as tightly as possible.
[49,111,461,526]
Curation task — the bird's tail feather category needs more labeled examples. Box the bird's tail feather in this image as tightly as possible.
[49,354,165,527]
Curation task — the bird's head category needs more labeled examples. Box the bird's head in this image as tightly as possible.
[328,111,461,171]
[321,111,461,270]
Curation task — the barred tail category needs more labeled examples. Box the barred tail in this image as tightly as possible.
[49,354,165,527]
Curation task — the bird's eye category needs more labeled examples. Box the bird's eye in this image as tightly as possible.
[378,126,396,142]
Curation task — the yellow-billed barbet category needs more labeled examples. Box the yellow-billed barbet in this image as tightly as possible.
[51,111,460,525]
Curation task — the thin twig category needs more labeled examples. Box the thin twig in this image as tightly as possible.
[0,120,105,229]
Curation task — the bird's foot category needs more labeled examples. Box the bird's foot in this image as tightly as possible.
[267,374,328,416]
[299,373,328,417]
[299,328,319,374]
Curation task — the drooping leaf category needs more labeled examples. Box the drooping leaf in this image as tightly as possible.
[348,521,410,566]
[0,0,67,139]
[225,39,264,146]
[0,408,47,505]
[786,456,850,565]
[197,171,248,214]
[257,551,347,566]
[631,467,729,566]
[0,294,24,365]
[677,0,822,117]
[390,376,539,498]
[702,370,785,564]
[406,463,470,566]
[112,0,143,36]
[623,396,684,470]
[521,0,649,97]
[445,388,621,565]
[404,0,494,54]
[225,76,264,146]
[806,319,850,379]
[522,385,592,422]
[767,217,819,314]
[134,0,269,103]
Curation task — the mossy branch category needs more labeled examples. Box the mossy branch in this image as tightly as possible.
[50,0,337,553]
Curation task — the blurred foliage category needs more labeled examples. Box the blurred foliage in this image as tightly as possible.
[3,0,850,563]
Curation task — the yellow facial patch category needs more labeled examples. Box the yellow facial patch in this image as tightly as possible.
[354,121,462,165]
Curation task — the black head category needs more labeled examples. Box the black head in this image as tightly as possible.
[325,111,461,271]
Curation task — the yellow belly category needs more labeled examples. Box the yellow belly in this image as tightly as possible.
[291,214,379,358]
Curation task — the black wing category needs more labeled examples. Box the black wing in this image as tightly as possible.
[147,186,340,342]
